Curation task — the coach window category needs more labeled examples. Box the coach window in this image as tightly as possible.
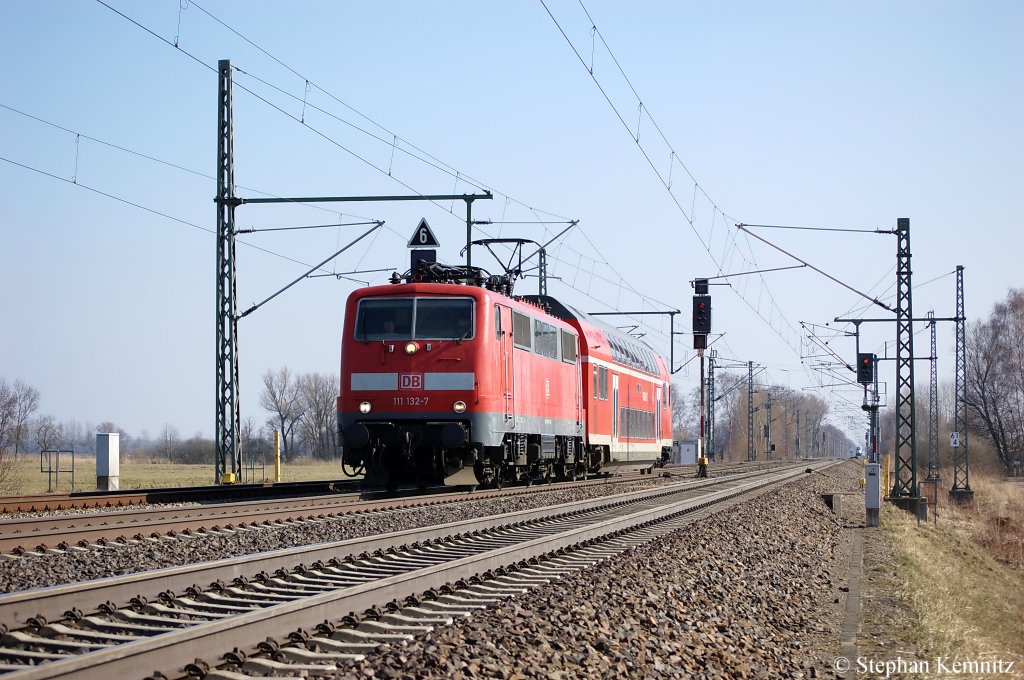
[535,321,558,359]
[513,311,532,350]
[593,365,599,398]
[561,330,576,364]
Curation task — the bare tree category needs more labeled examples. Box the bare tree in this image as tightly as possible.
[298,372,340,459]
[159,424,180,463]
[260,367,306,461]
[34,415,64,452]
[10,380,40,456]
[0,378,16,454]
[966,288,1024,470]
[0,379,21,492]
[669,383,692,440]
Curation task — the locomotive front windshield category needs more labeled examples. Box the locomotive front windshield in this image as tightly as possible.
[355,297,474,341]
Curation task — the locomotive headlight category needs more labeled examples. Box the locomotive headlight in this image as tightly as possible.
[405,341,420,355]
[453,400,467,413]
[359,401,372,414]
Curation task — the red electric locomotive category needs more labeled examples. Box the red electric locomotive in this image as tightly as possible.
[337,256,671,489]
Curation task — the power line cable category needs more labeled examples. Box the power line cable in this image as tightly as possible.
[93,0,753,366]
[0,101,385,224]
[0,154,369,278]
[541,0,819,378]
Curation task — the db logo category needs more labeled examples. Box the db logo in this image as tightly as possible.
[399,373,424,390]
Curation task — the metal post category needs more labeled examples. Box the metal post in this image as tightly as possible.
[697,351,708,477]
[669,313,676,374]
[465,198,474,270]
[747,361,755,461]
[926,311,940,481]
[870,406,878,464]
[795,410,801,458]
[538,247,548,296]
[215,59,241,485]
[891,218,919,498]
[950,265,973,502]
[273,430,281,483]
[765,395,772,460]
[707,349,716,461]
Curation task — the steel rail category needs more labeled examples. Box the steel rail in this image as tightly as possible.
[0,480,368,515]
[0,464,794,626]
[0,460,759,514]
[0,468,678,555]
[0,463,771,555]
[1,462,831,679]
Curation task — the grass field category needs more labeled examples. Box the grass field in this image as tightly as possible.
[878,456,1024,669]
[1,457,350,495]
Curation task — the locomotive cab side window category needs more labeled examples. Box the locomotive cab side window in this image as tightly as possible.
[354,298,413,341]
[415,298,474,340]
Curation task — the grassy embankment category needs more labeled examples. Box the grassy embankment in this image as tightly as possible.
[2,458,348,495]
[877,453,1024,668]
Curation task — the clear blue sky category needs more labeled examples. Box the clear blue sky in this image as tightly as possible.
[2,1,1021,442]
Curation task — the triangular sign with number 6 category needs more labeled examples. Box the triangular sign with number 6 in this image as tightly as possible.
[407,218,441,248]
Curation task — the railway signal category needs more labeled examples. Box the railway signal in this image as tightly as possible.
[856,352,875,384]
[692,295,711,335]
[692,279,712,477]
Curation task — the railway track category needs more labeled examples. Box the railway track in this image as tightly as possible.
[0,480,366,515]
[0,461,831,679]
[0,462,769,556]
[0,461,760,515]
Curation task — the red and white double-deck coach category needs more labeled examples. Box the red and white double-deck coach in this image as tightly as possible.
[337,256,671,489]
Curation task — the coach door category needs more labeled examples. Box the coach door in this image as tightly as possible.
[497,305,513,423]
[612,373,620,442]
[656,386,663,443]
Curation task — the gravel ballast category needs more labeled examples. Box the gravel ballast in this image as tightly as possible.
[0,478,678,594]
[340,462,862,678]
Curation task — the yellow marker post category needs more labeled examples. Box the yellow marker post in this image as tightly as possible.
[882,453,890,498]
[274,430,282,483]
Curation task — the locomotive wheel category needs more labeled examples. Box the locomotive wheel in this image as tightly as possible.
[565,465,576,482]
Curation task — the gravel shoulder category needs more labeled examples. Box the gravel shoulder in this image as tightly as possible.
[342,461,863,678]
[856,513,922,677]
